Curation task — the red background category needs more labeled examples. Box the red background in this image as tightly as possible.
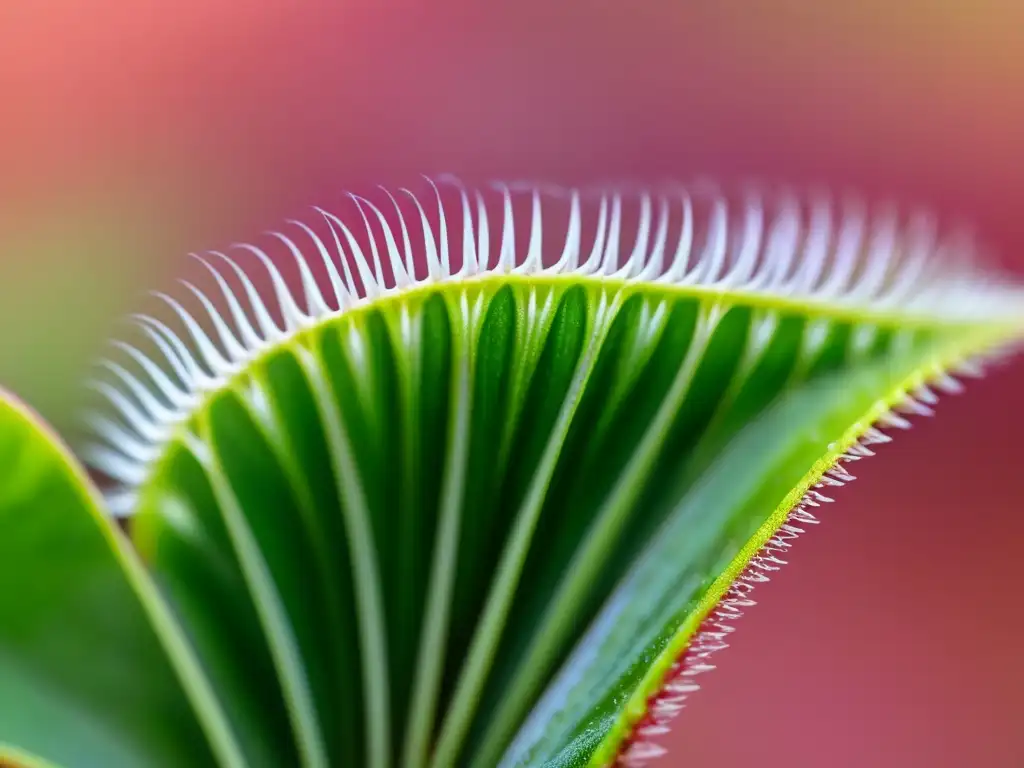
[2,3,1022,765]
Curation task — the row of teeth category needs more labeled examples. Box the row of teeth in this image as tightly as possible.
[611,350,1002,768]
[82,179,1024,515]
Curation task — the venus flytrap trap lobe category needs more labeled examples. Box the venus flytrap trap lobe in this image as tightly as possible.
[1,177,1022,768]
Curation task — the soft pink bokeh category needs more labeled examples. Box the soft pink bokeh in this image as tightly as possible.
[2,3,1022,765]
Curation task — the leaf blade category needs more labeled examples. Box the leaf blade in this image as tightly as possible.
[0,390,238,768]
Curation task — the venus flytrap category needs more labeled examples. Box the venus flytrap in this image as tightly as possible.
[0,177,1022,768]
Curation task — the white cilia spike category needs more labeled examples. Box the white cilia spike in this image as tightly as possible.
[877,411,913,430]
[850,207,899,303]
[232,242,310,330]
[425,176,453,277]
[846,442,874,458]
[550,190,583,275]
[105,491,137,519]
[635,194,670,282]
[623,194,655,280]
[760,193,801,293]
[132,317,193,387]
[348,196,412,288]
[861,427,892,445]
[618,741,668,766]
[134,314,217,390]
[953,358,986,378]
[494,182,518,275]
[82,176,1024,513]
[515,188,544,275]
[828,465,856,483]
[404,186,446,282]
[898,397,935,417]
[697,198,729,285]
[189,254,265,351]
[206,251,285,343]
[473,189,491,273]
[88,379,168,445]
[598,193,623,278]
[286,221,347,310]
[268,230,331,318]
[613,193,639,277]
[818,198,866,300]
[84,414,159,464]
[348,192,389,289]
[720,193,763,289]
[108,341,190,411]
[913,385,939,405]
[791,193,833,294]
[177,280,249,364]
[881,213,936,307]
[660,190,693,284]
[82,445,150,487]
[151,292,234,377]
[579,194,611,276]
[98,360,177,425]
[314,208,361,308]
[385,186,421,279]
[446,180,479,278]
[935,373,966,394]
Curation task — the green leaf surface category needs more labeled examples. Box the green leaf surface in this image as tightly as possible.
[0,390,221,768]
[123,276,1021,768]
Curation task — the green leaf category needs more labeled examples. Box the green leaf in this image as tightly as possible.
[497,326,982,767]
[42,180,1024,768]
[0,390,240,768]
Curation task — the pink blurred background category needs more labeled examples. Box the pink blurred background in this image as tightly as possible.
[2,2,1022,765]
